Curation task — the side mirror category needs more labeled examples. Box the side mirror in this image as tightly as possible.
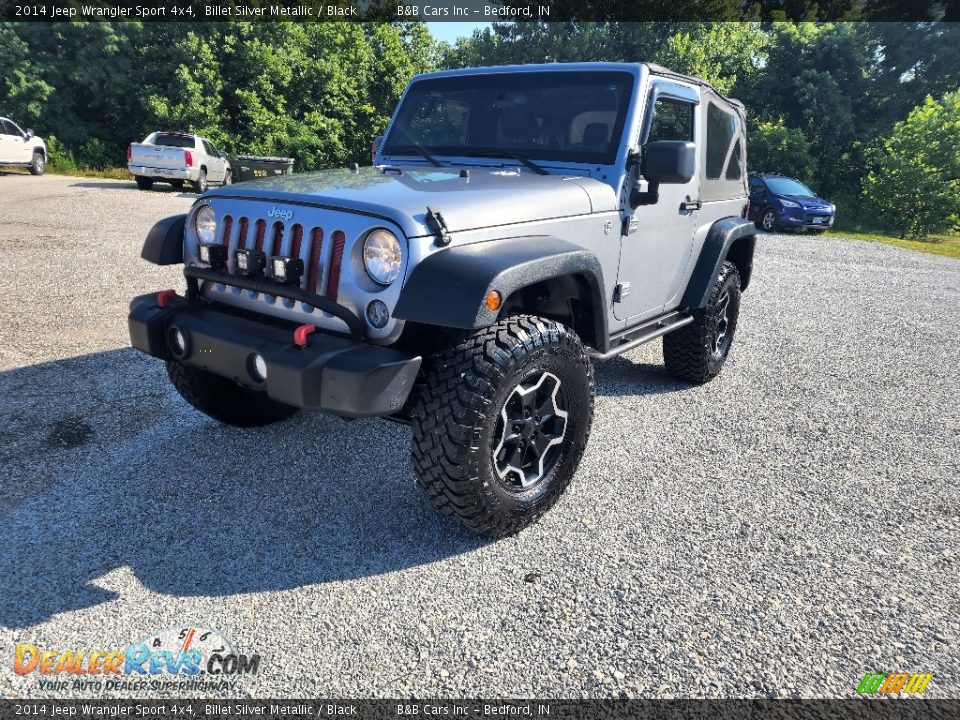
[630,141,696,208]
[371,135,385,163]
[24,129,34,140]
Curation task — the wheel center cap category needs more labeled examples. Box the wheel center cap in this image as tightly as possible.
[521,420,536,440]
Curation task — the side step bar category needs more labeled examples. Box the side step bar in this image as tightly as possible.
[591,311,694,361]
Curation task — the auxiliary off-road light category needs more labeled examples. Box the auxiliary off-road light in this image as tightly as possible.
[366,299,390,329]
[198,243,228,269]
[168,327,188,359]
[249,353,267,382]
[235,248,266,277]
[269,256,304,285]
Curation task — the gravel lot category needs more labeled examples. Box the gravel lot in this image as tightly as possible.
[1,173,958,700]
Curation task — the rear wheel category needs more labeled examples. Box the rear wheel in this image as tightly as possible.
[191,168,208,194]
[135,176,153,191]
[758,208,778,232]
[663,261,741,384]
[28,150,45,176]
[166,361,297,427]
[411,315,594,537]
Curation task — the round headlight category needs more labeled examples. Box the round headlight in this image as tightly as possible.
[363,229,402,285]
[195,205,217,245]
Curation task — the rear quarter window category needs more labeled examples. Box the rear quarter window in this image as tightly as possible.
[706,102,737,179]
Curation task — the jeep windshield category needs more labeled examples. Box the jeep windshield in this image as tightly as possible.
[382,71,634,166]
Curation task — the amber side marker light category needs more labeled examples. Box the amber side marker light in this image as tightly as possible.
[485,290,502,312]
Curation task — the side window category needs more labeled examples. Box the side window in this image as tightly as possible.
[705,102,737,179]
[2,119,17,135]
[647,98,694,142]
[202,140,213,155]
[726,138,743,180]
[749,176,764,193]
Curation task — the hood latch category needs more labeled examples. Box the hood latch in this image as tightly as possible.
[426,206,452,247]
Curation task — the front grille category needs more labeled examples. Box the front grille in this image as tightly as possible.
[215,214,345,302]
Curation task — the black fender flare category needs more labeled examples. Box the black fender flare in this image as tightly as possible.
[141,214,185,265]
[681,217,756,310]
[394,235,607,338]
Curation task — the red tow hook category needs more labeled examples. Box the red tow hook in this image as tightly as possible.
[294,324,317,348]
[156,289,177,308]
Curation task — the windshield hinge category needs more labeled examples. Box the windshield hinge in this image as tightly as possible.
[426,206,452,247]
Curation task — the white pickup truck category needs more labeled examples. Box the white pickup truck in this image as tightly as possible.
[0,116,46,175]
[127,132,231,194]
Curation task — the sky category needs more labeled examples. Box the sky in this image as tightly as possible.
[425,22,492,44]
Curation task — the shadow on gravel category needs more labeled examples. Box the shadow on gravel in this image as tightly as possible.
[69,180,196,197]
[0,349,489,629]
[0,346,686,629]
[593,355,692,397]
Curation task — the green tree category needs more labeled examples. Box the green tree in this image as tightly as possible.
[862,91,960,238]
[748,118,815,179]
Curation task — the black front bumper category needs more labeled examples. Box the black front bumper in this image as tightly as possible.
[129,293,421,418]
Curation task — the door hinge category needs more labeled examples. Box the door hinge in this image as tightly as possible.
[426,206,451,247]
[680,198,702,212]
[614,282,631,303]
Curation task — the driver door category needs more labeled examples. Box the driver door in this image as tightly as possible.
[0,120,13,163]
[1,119,28,163]
[615,83,700,323]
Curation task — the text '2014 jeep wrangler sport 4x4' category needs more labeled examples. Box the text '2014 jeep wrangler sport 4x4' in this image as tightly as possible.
[130,63,756,537]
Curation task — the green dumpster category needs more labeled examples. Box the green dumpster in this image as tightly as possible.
[235,155,295,182]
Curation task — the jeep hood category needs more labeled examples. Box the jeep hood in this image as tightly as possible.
[205,166,617,238]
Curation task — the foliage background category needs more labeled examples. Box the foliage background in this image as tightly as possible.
[1,21,958,236]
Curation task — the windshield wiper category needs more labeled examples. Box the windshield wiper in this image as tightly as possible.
[386,143,443,168]
[462,150,549,176]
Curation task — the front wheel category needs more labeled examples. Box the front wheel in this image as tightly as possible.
[166,361,298,427]
[222,169,232,186]
[663,261,742,384]
[411,315,595,537]
[28,151,45,176]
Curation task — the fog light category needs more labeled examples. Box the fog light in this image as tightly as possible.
[168,327,188,358]
[198,243,228,270]
[250,353,267,382]
[366,300,390,329]
[269,256,304,285]
[235,248,266,277]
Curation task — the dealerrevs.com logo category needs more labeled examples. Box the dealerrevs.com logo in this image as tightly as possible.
[857,672,934,695]
[14,625,261,692]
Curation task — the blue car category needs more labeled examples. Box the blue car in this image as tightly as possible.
[748,173,836,232]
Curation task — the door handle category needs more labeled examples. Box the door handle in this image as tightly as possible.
[680,198,702,211]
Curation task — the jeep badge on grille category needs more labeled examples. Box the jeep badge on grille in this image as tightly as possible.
[267,206,293,222]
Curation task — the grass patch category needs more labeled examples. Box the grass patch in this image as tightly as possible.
[48,165,131,180]
[823,228,960,260]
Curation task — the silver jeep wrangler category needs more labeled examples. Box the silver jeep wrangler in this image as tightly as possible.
[130,62,755,536]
